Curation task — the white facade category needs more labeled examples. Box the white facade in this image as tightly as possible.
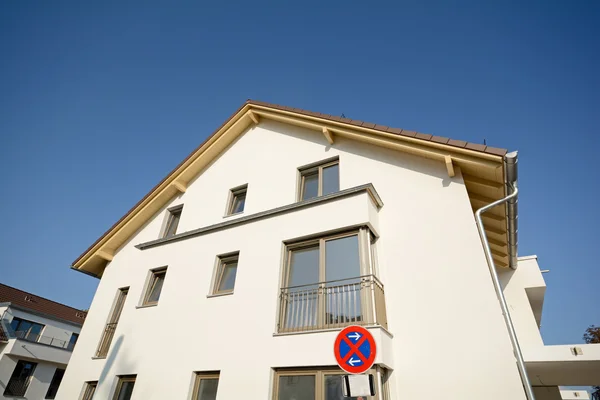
[56,120,537,399]
[0,303,82,399]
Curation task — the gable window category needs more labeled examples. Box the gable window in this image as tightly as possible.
[212,253,239,295]
[226,185,247,216]
[4,360,37,396]
[162,205,183,238]
[112,375,136,400]
[142,267,167,306]
[45,368,65,399]
[10,317,45,342]
[278,228,387,333]
[192,372,220,400]
[81,381,97,400]
[298,158,339,201]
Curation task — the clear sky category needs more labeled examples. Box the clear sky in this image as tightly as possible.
[0,1,598,347]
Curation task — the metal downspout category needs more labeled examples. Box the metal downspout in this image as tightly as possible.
[475,151,535,400]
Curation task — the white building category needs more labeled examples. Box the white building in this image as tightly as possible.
[0,283,85,399]
[56,101,599,400]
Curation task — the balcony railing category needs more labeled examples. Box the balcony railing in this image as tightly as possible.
[95,322,117,358]
[13,330,75,351]
[278,274,387,333]
[4,377,31,397]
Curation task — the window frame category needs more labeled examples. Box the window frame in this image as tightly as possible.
[45,368,65,399]
[297,157,340,201]
[80,381,97,400]
[95,287,129,359]
[4,360,38,397]
[273,366,386,400]
[112,375,136,400]
[142,267,168,306]
[162,204,183,238]
[191,371,220,400]
[225,184,248,216]
[211,253,240,295]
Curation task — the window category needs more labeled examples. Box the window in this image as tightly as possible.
[162,205,183,238]
[274,367,385,400]
[298,158,339,201]
[96,287,128,358]
[226,185,247,216]
[10,317,45,341]
[212,253,239,295]
[4,360,37,396]
[81,381,97,400]
[68,332,80,350]
[45,368,65,399]
[112,375,136,400]
[142,267,167,306]
[279,228,384,332]
[192,372,220,400]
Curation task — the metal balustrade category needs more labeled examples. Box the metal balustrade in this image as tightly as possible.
[278,274,387,333]
[95,322,118,358]
[13,330,75,351]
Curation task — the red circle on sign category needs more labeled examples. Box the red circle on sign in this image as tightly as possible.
[333,325,377,374]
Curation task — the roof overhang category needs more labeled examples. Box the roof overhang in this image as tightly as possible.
[72,100,511,277]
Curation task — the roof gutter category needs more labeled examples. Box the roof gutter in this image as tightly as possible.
[475,151,535,400]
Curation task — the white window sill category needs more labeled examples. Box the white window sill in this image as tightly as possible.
[206,292,234,298]
[135,303,158,309]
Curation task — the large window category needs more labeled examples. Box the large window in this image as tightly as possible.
[212,253,239,295]
[279,228,383,332]
[192,372,220,400]
[10,317,45,341]
[298,158,340,201]
[274,367,388,400]
[162,205,183,238]
[96,287,128,358]
[142,267,167,306]
[81,381,97,400]
[68,332,80,350]
[4,360,37,397]
[45,368,65,399]
[113,375,136,400]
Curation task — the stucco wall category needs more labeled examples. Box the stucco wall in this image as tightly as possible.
[57,120,526,399]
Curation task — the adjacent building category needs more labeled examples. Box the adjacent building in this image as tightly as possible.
[0,283,86,399]
[56,101,599,400]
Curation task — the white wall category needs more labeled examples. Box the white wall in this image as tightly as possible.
[57,120,526,399]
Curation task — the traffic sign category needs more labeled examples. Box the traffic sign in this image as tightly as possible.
[333,325,376,374]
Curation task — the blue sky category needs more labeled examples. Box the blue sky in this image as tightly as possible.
[0,0,598,347]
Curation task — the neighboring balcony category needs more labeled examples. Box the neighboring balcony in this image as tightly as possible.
[13,330,76,351]
[3,331,75,365]
[278,274,387,333]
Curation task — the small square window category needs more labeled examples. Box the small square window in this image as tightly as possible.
[142,267,167,306]
[192,372,220,400]
[163,205,183,238]
[298,158,339,201]
[213,253,239,295]
[226,185,247,216]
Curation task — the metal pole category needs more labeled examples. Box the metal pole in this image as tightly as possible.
[475,183,536,400]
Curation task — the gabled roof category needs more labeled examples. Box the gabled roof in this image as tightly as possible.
[72,100,511,277]
[0,283,86,326]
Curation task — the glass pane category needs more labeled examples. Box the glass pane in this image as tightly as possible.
[325,235,362,325]
[285,246,320,329]
[70,333,79,345]
[231,193,246,214]
[322,164,339,196]
[324,375,363,400]
[15,320,32,337]
[10,318,21,332]
[288,246,319,287]
[116,381,135,400]
[196,378,219,400]
[301,172,319,200]
[278,375,315,400]
[165,211,181,237]
[218,263,238,292]
[28,323,44,341]
[147,273,165,303]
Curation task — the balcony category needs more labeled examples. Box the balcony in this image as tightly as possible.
[278,275,387,333]
[13,330,75,351]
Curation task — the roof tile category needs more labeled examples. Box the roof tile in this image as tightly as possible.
[431,135,450,144]
[447,139,468,148]
[415,132,432,140]
[485,146,508,156]
[387,127,403,134]
[400,130,417,137]
[465,143,487,152]
[374,124,388,131]
[362,122,376,129]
